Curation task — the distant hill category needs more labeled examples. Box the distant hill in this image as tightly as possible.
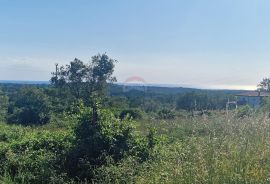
[0,80,50,85]
[0,80,248,95]
[110,84,247,96]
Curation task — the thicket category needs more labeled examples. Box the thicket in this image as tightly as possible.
[7,87,51,125]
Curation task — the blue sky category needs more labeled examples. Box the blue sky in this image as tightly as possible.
[1,0,270,89]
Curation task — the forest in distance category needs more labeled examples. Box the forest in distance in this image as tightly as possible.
[1,53,270,183]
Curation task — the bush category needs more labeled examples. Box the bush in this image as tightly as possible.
[119,108,143,120]
[66,105,155,181]
[157,108,176,119]
[7,88,51,125]
[0,130,75,184]
[66,106,136,179]
[260,97,270,114]
[236,105,253,118]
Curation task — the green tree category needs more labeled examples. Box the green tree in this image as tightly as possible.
[51,53,116,122]
[66,105,137,180]
[258,78,270,92]
[7,87,51,125]
[158,108,175,119]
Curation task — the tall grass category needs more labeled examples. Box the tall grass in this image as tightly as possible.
[2,112,270,183]
[97,112,270,183]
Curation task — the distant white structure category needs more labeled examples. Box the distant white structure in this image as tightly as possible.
[236,91,270,108]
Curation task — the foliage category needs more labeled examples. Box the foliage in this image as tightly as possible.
[3,60,270,183]
[7,87,51,125]
[258,78,270,92]
[51,54,116,106]
[236,105,253,118]
[176,92,230,111]
[65,104,154,181]
[44,87,75,113]
[106,96,129,109]
[0,89,8,122]
[119,108,143,120]
[95,113,270,183]
[157,108,176,119]
[0,124,75,184]
[260,97,270,114]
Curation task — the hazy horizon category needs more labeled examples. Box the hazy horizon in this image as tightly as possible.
[1,0,269,90]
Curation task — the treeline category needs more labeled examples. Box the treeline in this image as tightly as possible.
[0,83,236,125]
[0,85,235,125]
[109,88,235,113]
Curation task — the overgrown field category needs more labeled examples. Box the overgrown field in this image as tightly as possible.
[0,55,269,183]
[1,111,270,183]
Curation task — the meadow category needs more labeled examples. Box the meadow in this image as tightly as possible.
[1,109,270,183]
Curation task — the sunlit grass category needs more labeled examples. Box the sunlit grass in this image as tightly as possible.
[2,111,270,183]
[134,112,270,183]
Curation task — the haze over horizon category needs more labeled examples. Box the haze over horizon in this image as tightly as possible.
[1,0,269,90]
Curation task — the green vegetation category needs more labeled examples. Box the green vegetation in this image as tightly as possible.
[7,87,51,125]
[1,54,270,183]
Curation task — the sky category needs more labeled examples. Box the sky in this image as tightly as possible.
[1,0,270,90]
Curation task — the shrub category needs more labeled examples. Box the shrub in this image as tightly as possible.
[236,105,253,118]
[119,108,143,120]
[157,108,176,119]
[0,130,75,184]
[260,97,270,114]
[66,106,155,181]
[66,106,136,179]
[7,88,51,125]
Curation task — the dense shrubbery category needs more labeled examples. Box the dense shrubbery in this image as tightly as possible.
[157,108,176,119]
[0,124,75,183]
[67,105,157,180]
[236,105,253,118]
[7,88,51,125]
[260,97,270,115]
[0,89,8,122]
[176,92,231,111]
[119,108,143,120]
[0,104,158,183]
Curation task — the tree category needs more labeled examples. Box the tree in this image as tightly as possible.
[158,108,175,119]
[119,108,143,120]
[258,78,270,92]
[51,53,116,122]
[51,58,87,99]
[66,105,136,180]
[7,87,51,125]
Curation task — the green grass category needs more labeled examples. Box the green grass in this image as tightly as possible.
[127,112,270,183]
[2,111,270,183]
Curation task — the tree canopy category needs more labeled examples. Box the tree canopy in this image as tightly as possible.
[51,54,116,103]
[258,78,270,92]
